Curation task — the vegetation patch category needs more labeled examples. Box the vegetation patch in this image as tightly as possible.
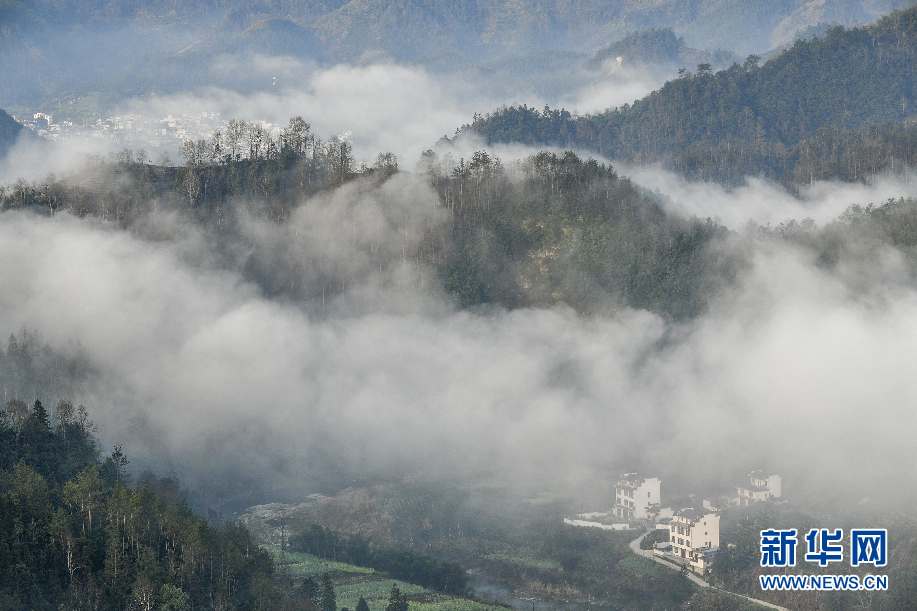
[618,554,659,575]
[483,554,561,571]
[265,545,377,577]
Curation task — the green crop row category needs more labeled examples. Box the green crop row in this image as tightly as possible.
[483,554,560,571]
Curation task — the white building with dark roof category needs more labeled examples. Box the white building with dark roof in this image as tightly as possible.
[667,508,720,574]
[613,473,660,521]
[735,471,782,506]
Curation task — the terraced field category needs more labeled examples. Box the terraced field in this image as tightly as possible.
[264,546,505,611]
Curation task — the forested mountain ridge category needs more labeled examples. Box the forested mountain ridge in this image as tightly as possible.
[9,117,917,321]
[462,4,917,189]
[1,0,909,109]
[0,117,738,320]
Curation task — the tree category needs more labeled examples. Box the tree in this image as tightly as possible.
[385,584,408,611]
[32,399,50,430]
[282,116,311,156]
[320,573,336,611]
[54,398,75,434]
[356,595,370,611]
[226,119,246,161]
[298,576,320,604]
[62,465,103,535]
[129,574,158,611]
[5,398,29,437]
[326,137,354,187]
[159,584,190,611]
[102,445,131,486]
[210,131,225,163]
[373,152,398,178]
[180,140,196,166]
[248,124,267,160]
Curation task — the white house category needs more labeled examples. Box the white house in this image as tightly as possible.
[613,473,660,521]
[735,471,782,506]
[667,509,720,574]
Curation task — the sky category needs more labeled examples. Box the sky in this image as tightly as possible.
[2,54,917,512]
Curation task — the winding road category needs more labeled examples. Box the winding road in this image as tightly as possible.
[628,533,790,611]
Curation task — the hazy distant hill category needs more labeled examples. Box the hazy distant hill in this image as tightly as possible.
[4,0,909,55]
[0,108,28,158]
[586,28,738,72]
[464,4,917,188]
[1,0,912,108]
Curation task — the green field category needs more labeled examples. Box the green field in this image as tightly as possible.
[617,554,658,575]
[266,546,376,578]
[263,546,503,611]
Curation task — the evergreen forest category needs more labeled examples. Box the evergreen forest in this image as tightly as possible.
[462,5,917,190]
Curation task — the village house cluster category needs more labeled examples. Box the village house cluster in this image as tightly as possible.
[14,110,283,161]
[565,470,783,575]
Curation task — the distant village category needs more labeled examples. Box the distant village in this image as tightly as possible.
[14,110,279,161]
[565,471,783,576]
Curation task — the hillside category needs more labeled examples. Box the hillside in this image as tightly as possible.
[585,28,738,71]
[0,394,287,611]
[463,4,917,188]
[0,108,27,158]
[1,0,911,109]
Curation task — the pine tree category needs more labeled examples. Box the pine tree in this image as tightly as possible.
[385,584,408,611]
[321,573,336,611]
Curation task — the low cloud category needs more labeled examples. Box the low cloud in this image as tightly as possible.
[2,165,916,509]
[118,55,668,166]
[2,53,914,511]
[622,163,917,228]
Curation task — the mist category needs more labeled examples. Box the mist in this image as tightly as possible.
[2,155,917,510]
[4,40,916,512]
[622,163,917,228]
[116,55,668,164]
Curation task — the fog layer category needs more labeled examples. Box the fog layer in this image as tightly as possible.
[2,163,916,506]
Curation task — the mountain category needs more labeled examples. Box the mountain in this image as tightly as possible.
[1,0,912,108]
[585,27,738,72]
[462,4,917,188]
[0,108,29,158]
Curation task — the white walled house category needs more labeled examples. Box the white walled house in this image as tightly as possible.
[613,474,660,521]
[667,509,720,574]
[735,471,782,506]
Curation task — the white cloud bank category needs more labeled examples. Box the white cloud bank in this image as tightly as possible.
[1,169,916,506]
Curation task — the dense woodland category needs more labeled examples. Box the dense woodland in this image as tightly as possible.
[463,5,917,189]
[7,116,917,320]
[0,395,307,611]
[0,117,742,320]
[290,525,468,596]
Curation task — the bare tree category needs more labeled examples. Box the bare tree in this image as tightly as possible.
[282,116,311,155]
[54,398,75,438]
[248,124,267,160]
[374,152,398,178]
[5,398,29,438]
[326,137,354,188]
[179,140,198,167]
[209,131,224,164]
[226,119,247,161]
